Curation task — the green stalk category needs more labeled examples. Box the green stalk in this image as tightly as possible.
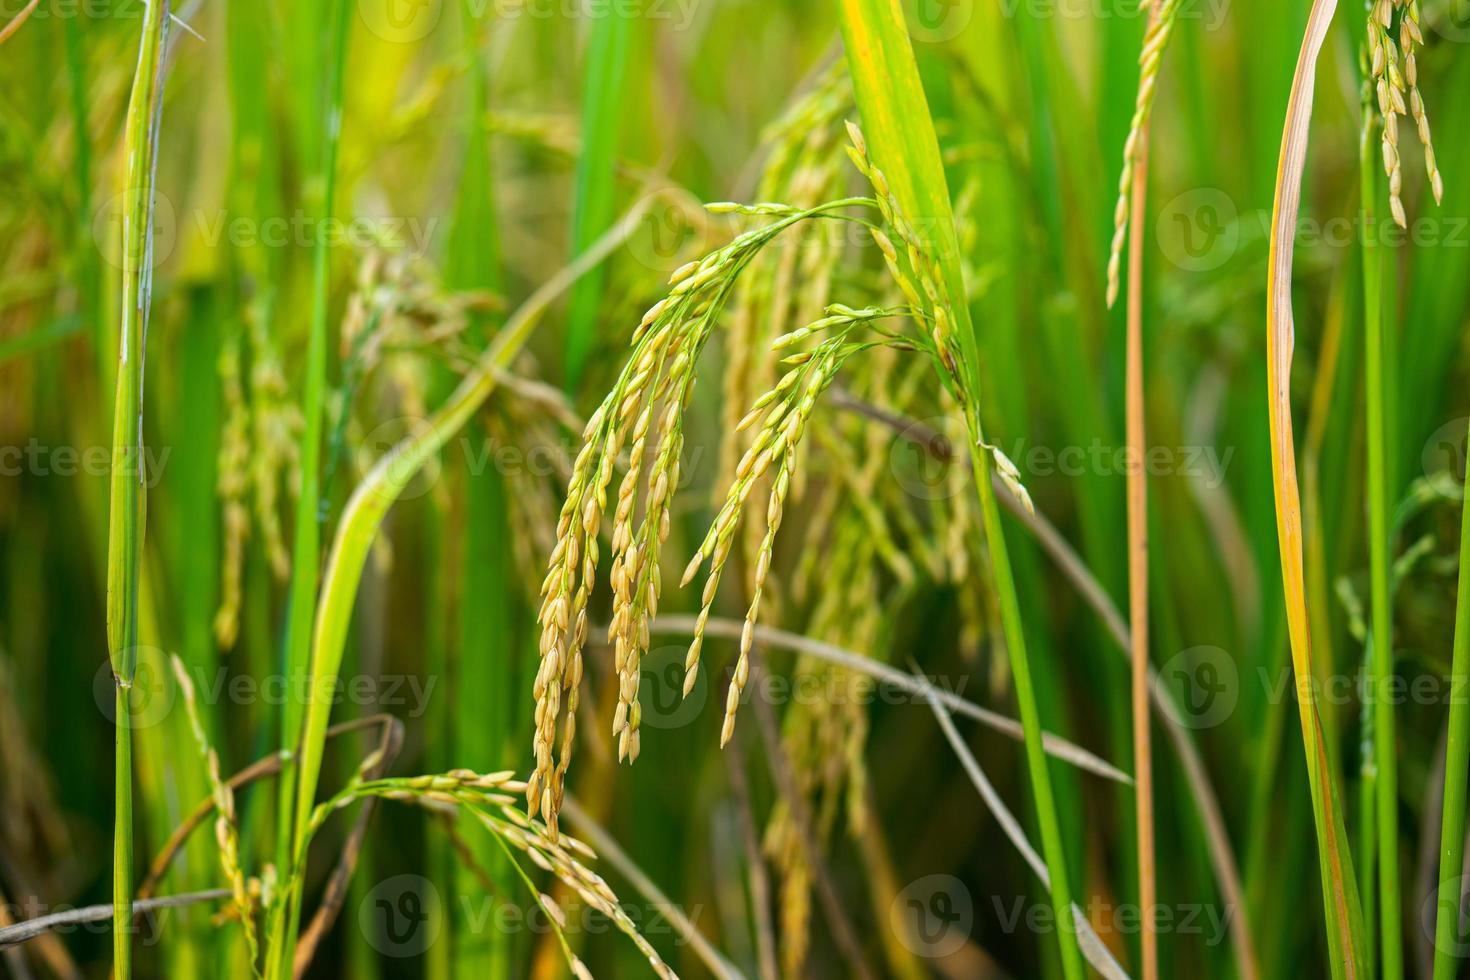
[1358,636,1380,969]
[965,406,1086,980]
[1008,5,1108,902]
[1432,421,1470,978]
[1429,63,1470,957]
[268,0,351,974]
[446,3,509,972]
[107,2,171,974]
[564,5,632,387]
[836,3,1083,976]
[1361,101,1402,979]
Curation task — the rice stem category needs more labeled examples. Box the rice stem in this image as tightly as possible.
[1362,92,1403,980]
[107,1,171,974]
[1431,421,1470,978]
[269,0,353,973]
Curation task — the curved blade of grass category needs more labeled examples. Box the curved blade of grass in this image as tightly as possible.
[1432,424,1470,979]
[268,0,352,974]
[1265,0,1368,973]
[107,2,171,974]
[283,199,655,937]
[836,3,1084,977]
[564,7,633,387]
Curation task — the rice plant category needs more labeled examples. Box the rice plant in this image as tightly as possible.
[2,0,1469,977]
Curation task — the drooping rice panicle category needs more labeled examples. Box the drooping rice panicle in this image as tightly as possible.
[213,328,250,649]
[1395,0,1443,203]
[295,769,678,978]
[1105,0,1183,308]
[1368,0,1411,227]
[247,314,302,582]
[530,197,889,833]
[679,306,910,706]
[1368,0,1442,226]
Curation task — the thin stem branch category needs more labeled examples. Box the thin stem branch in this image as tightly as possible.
[562,798,745,979]
[0,891,231,949]
[744,653,874,980]
[637,616,1130,785]
[0,0,40,44]
[919,665,1131,980]
[723,728,780,980]
[292,718,404,978]
[137,716,399,900]
[831,388,1258,979]
[1125,85,1158,980]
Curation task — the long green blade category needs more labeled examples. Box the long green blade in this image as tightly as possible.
[836,3,1085,977]
[564,9,633,387]
[270,0,353,974]
[107,2,171,975]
